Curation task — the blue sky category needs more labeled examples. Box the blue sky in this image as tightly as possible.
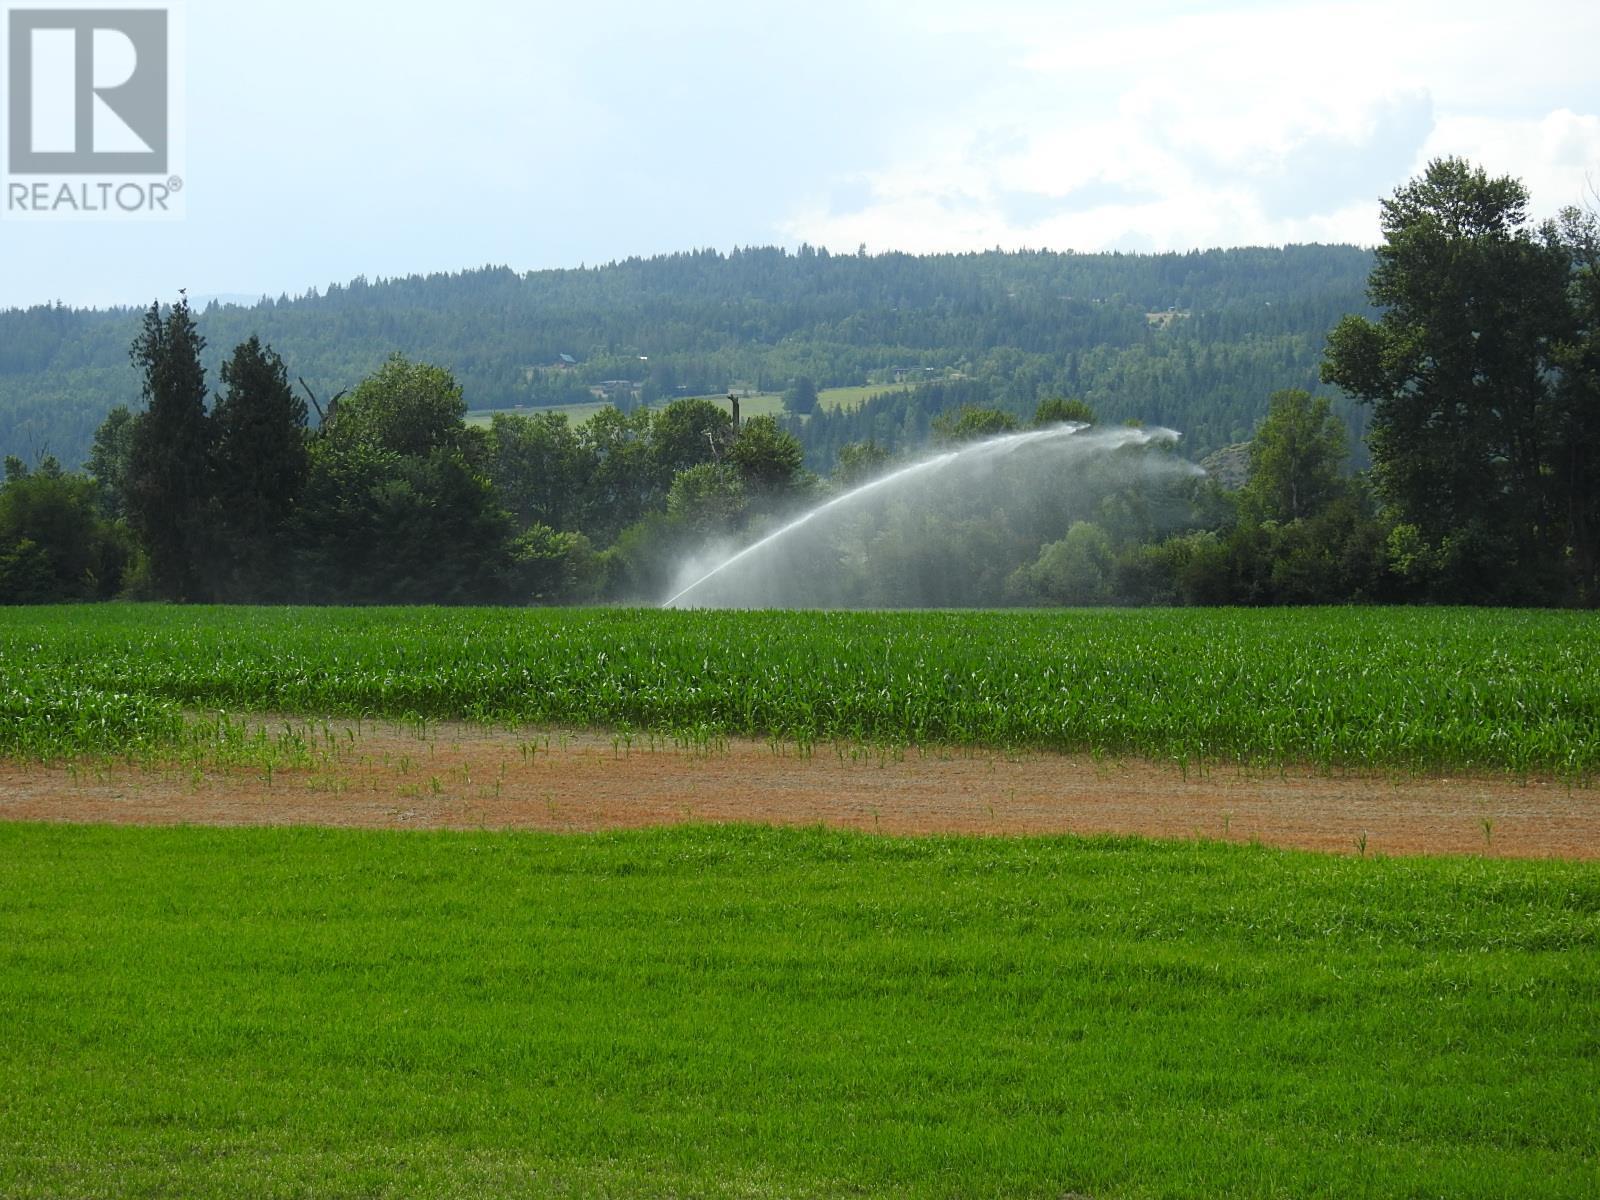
[3,0,1597,308]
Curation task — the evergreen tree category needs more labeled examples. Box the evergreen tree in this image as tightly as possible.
[210,336,309,599]
[1550,206,1600,601]
[126,297,214,601]
[4,244,1378,471]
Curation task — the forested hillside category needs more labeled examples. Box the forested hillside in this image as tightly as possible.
[1,244,1374,469]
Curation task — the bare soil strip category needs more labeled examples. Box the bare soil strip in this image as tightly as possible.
[1,723,1595,858]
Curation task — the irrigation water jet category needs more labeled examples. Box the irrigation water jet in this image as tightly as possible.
[663,422,1194,609]
[664,447,963,607]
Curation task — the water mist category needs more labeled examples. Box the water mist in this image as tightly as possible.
[663,423,1202,609]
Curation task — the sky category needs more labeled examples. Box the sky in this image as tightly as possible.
[2,0,1597,309]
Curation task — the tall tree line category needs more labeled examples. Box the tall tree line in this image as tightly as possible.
[1323,158,1600,603]
[1,300,818,605]
[2,159,1595,607]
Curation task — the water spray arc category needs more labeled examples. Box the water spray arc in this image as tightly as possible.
[667,423,1112,608]
[662,421,1189,609]
[663,446,964,608]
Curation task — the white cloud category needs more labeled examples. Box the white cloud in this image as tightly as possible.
[1415,110,1600,212]
[784,1,1600,254]
[5,0,1599,307]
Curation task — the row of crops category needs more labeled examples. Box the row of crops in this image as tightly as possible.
[1,605,1596,773]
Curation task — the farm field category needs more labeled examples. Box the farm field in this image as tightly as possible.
[463,385,904,427]
[3,604,1597,1198]
[1,821,1596,1199]
[464,398,615,427]
[464,394,785,428]
[1,605,1597,775]
[813,383,912,410]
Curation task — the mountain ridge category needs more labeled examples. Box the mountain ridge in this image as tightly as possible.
[0,243,1377,469]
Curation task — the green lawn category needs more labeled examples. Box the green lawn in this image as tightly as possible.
[0,823,1595,1198]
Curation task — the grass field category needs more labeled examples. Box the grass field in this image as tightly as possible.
[463,386,904,428]
[1,605,1596,774]
[464,399,612,427]
[1,822,1595,1199]
[465,393,788,428]
[3,606,1596,1197]
[814,383,910,411]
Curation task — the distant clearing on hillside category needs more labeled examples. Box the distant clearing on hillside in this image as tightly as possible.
[465,386,905,428]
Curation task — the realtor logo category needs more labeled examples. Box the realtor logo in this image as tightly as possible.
[4,3,182,218]
[8,8,167,172]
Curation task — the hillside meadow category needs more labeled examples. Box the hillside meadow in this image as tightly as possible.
[464,385,899,428]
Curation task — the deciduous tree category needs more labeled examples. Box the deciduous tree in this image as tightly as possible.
[1241,389,1346,523]
[932,407,1018,443]
[1033,397,1095,426]
[486,411,591,532]
[86,405,134,519]
[667,462,746,536]
[0,457,129,600]
[726,415,806,503]
[834,440,890,487]
[1323,158,1572,598]
[784,376,819,415]
[327,354,467,457]
[650,397,732,477]
[1550,205,1600,600]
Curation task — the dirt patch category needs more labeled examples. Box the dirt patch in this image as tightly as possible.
[1,722,1595,858]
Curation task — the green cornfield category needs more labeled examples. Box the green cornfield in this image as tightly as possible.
[3,605,1595,773]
